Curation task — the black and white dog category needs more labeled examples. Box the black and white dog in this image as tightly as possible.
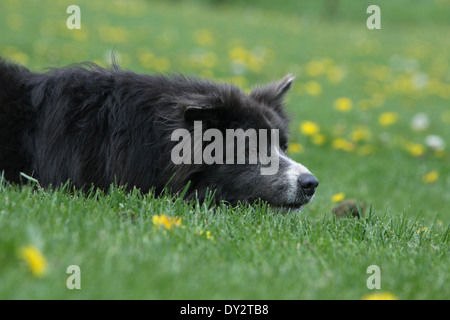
[0,58,318,209]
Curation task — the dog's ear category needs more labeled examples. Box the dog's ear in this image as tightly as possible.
[250,74,295,108]
[184,105,218,121]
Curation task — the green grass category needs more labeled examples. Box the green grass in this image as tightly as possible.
[0,0,449,299]
[1,179,448,299]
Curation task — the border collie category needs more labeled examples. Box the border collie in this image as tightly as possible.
[0,58,318,210]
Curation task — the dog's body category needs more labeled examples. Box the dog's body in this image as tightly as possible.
[0,58,318,209]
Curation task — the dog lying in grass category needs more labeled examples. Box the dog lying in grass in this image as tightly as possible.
[0,58,318,210]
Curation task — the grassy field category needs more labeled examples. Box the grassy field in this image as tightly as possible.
[0,0,449,299]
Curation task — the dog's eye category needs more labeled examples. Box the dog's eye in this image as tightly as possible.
[249,147,258,155]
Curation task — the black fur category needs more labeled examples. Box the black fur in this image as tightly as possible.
[0,58,315,207]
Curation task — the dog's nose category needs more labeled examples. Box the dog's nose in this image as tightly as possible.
[299,174,319,196]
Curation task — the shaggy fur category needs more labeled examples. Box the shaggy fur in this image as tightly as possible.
[0,58,318,208]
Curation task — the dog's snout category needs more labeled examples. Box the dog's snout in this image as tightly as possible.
[299,174,319,196]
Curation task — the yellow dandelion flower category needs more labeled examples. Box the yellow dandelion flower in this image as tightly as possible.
[231,76,247,88]
[195,230,215,241]
[351,126,371,142]
[416,227,428,234]
[139,52,155,69]
[362,292,399,300]
[332,138,355,152]
[92,59,106,68]
[205,230,215,241]
[153,57,171,73]
[288,143,304,154]
[405,142,425,157]
[300,121,320,136]
[371,65,392,82]
[200,52,217,68]
[422,171,438,184]
[194,29,214,46]
[3,46,29,65]
[19,245,47,277]
[331,193,345,203]
[201,69,214,78]
[98,26,128,44]
[357,144,375,156]
[247,54,264,72]
[327,66,345,84]
[305,60,326,77]
[229,46,249,64]
[434,150,445,158]
[10,51,29,65]
[378,112,399,126]
[304,81,322,96]
[312,134,326,145]
[334,97,353,112]
[140,53,171,72]
[152,214,182,230]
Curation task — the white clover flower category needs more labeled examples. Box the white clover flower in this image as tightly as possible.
[412,72,428,89]
[425,135,445,151]
[411,113,429,131]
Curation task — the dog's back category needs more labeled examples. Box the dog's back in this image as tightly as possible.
[0,59,35,183]
[0,59,182,189]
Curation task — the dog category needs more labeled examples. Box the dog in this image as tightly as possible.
[0,58,318,210]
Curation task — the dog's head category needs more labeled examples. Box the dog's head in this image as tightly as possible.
[168,75,318,211]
